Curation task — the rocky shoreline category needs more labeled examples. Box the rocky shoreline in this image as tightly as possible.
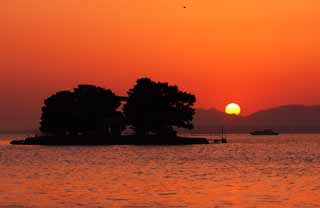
[10,135,209,146]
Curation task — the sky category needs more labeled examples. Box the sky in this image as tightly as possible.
[1,0,319,131]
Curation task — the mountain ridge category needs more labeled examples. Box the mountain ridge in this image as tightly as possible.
[190,105,320,133]
[1,105,320,134]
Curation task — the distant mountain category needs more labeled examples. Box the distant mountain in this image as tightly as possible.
[2,105,320,134]
[189,105,320,133]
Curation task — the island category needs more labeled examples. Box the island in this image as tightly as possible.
[11,78,209,145]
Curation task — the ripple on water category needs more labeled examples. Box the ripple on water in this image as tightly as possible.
[0,134,320,207]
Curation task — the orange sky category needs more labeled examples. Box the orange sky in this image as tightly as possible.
[1,0,320,131]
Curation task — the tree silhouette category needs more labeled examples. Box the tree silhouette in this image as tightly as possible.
[40,85,122,136]
[74,85,122,135]
[40,91,77,136]
[123,78,196,136]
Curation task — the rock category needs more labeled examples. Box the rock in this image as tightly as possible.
[10,135,209,146]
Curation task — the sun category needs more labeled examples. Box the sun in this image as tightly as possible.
[225,103,241,115]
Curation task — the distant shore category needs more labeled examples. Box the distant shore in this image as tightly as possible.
[10,135,209,146]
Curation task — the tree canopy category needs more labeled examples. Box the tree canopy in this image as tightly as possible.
[40,85,122,136]
[39,78,196,138]
[123,78,196,136]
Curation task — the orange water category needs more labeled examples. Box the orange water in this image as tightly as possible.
[0,134,320,207]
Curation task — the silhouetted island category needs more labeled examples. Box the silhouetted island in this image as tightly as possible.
[11,78,208,145]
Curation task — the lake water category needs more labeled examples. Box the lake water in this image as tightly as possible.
[0,133,320,208]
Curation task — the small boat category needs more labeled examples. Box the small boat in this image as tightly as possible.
[213,127,227,143]
[250,129,279,135]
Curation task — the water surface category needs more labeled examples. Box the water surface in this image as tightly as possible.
[0,134,320,207]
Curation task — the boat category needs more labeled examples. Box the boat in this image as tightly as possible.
[250,129,279,135]
[213,127,227,143]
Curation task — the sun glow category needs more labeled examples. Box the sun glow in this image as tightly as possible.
[225,103,241,115]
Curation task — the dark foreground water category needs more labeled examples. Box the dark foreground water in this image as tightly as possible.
[0,133,320,208]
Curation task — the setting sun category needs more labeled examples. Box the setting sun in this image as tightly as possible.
[225,103,241,115]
